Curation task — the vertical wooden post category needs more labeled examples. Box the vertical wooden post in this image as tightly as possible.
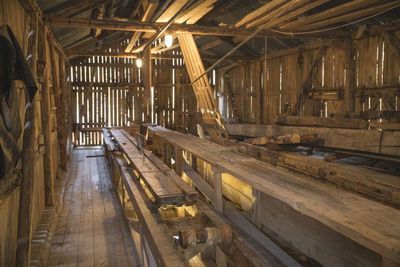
[216,245,227,267]
[175,148,183,176]
[162,143,171,167]
[263,37,268,123]
[16,93,36,267]
[345,40,355,113]
[16,11,39,266]
[143,46,152,122]
[212,166,223,213]
[175,68,181,129]
[39,23,55,206]
[256,61,262,125]
[251,189,262,228]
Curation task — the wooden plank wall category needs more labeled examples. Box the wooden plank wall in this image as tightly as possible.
[0,1,38,266]
[0,0,70,265]
[71,39,199,145]
[217,31,400,124]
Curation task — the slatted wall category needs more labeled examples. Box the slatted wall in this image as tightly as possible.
[217,31,400,124]
[70,38,201,145]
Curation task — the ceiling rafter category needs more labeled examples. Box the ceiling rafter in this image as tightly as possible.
[48,17,331,38]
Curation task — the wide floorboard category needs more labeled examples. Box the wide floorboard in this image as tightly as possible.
[47,147,139,267]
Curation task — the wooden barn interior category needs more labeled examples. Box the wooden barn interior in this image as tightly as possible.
[1,0,400,266]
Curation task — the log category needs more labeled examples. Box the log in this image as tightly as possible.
[276,115,368,129]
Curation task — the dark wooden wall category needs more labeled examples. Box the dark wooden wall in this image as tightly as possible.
[216,30,400,124]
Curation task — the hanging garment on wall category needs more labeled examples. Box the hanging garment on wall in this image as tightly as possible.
[0,25,37,181]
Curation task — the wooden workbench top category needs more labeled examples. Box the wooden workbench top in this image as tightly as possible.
[148,126,400,263]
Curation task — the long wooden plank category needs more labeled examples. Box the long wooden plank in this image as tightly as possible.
[224,203,300,267]
[234,0,287,27]
[145,152,198,205]
[119,130,198,204]
[276,115,368,129]
[280,0,380,30]
[226,123,400,157]
[148,126,400,263]
[124,0,159,53]
[48,17,287,38]
[115,157,186,266]
[299,1,400,31]
[177,33,228,140]
[110,130,185,206]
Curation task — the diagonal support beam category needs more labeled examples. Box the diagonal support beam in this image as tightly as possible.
[178,33,228,143]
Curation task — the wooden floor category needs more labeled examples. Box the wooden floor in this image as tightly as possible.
[47,147,139,266]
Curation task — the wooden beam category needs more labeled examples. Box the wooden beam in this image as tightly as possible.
[49,0,111,18]
[200,38,223,51]
[224,203,301,267]
[178,33,228,142]
[235,0,287,28]
[148,126,400,264]
[156,0,190,23]
[66,50,256,61]
[111,130,185,206]
[91,4,105,37]
[226,123,400,157]
[299,1,400,31]
[198,0,240,24]
[175,0,217,24]
[276,115,368,129]
[245,0,330,29]
[382,31,400,58]
[344,40,355,112]
[143,46,152,122]
[47,17,306,38]
[115,158,186,265]
[125,0,159,53]
[292,45,326,115]
[280,0,382,30]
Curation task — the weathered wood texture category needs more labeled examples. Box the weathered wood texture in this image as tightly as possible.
[178,33,228,141]
[0,0,70,265]
[149,126,400,266]
[226,123,400,157]
[216,31,400,125]
[70,37,200,139]
[46,149,139,266]
[110,129,185,206]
